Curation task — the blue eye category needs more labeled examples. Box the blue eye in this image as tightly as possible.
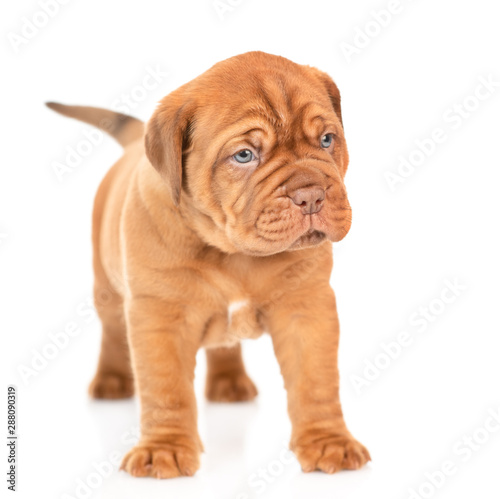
[320,134,334,148]
[233,149,254,163]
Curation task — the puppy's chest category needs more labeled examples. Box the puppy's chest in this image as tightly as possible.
[196,251,301,346]
[201,296,265,347]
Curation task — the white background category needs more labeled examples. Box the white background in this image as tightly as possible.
[2,0,500,498]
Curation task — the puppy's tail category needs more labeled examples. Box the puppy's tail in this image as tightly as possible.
[45,102,144,148]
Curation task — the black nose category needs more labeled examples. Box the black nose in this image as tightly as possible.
[289,186,325,215]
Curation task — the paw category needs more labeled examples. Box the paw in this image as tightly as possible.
[88,372,134,399]
[120,440,201,478]
[293,433,370,474]
[206,372,258,402]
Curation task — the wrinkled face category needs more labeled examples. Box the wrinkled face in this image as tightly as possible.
[145,52,352,257]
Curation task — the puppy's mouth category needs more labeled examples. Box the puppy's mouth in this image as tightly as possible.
[288,228,326,250]
[246,200,352,255]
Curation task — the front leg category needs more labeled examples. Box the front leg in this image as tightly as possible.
[265,284,370,474]
[120,296,204,479]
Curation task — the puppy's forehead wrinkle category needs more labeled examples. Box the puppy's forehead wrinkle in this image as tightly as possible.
[241,126,265,136]
[228,77,299,133]
[293,101,330,124]
[234,100,333,149]
[275,75,294,113]
[256,83,281,119]
[222,109,269,133]
[211,98,334,154]
[224,105,285,137]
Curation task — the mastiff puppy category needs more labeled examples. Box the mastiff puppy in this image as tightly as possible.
[47,51,370,478]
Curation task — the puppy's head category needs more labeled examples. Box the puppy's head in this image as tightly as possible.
[145,51,351,256]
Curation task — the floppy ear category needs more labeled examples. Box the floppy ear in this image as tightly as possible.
[309,68,343,127]
[144,96,195,206]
